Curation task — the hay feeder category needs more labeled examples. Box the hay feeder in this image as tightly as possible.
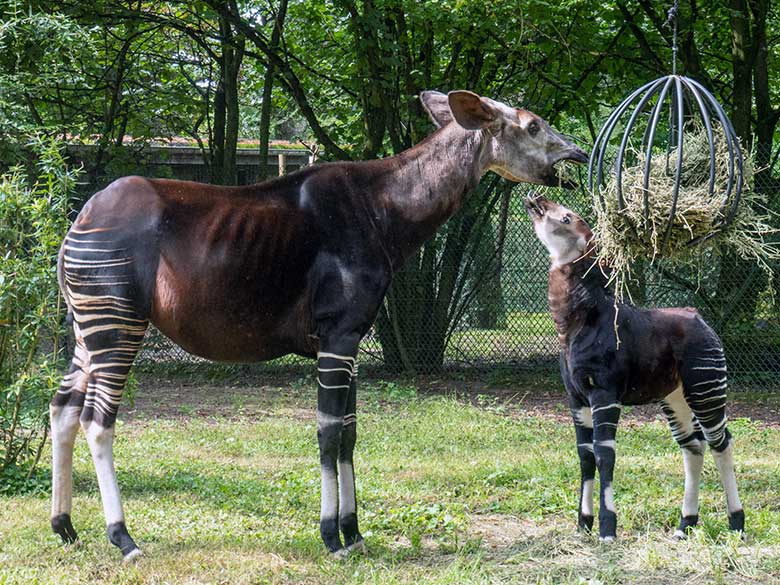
[587,2,744,251]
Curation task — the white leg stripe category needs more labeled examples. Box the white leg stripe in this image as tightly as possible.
[338,461,356,517]
[603,485,617,513]
[578,442,594,452]
[317,380,350,390]
[317,352,355,363]
[691,376,727,388]
[317,411,344,429]
[591,403,621,414]
[572,407,593,429]
[581,479,594,516]
[320,465,339,520]
[681,447,704,517]
[83,423,125,525]
[712,444,742,514]
[51,405,82,517]
[317,367,354,375]
[595,440,616,450]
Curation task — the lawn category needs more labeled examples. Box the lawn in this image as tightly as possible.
[1,373,779,584]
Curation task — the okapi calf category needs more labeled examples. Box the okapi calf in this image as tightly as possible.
[524,195,744,542]
[51,91,588,560]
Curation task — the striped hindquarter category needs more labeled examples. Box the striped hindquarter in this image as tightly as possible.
[678,346,744,532]
[50,227,148,560]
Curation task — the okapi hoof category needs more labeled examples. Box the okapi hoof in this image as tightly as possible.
[598,535,616,544]
[673,514,699,540]
[729,509,745,534]
[578,514,594,533]
[331,539,366,560]
[51,513,79,545]
[107,522,140,561]
[123,548,143,564]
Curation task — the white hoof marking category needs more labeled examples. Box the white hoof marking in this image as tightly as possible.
[673,529,687,541]
[123,548,143,564]
[331,540,366,560]
[599,535,615,544]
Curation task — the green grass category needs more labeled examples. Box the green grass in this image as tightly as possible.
[2,378,780,584]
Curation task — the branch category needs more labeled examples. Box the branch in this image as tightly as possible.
[217,0,351,160]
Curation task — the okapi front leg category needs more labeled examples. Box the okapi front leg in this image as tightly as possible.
[338,374,364,551]
[316,348,356,555]
[590,394,621,542]
[570,399,595,532]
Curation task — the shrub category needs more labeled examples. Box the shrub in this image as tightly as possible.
[0,137,77,493]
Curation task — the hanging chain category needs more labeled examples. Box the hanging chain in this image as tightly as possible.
[665,0,680,75]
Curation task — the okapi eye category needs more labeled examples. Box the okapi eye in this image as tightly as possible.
[561,215,571,224]
[528,121,539,136]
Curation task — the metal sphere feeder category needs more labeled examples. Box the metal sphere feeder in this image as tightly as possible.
[587,3,744,249]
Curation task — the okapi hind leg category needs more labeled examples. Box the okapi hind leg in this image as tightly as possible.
[659,385,705,539]
[77,318,148,561]
[50,332,90,545]
[682,348,744,534]
[62,224,152,560]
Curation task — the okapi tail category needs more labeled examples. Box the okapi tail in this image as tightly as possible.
[56,238,75,358]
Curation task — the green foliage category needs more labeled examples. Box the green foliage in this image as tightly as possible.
[0,136,77,490]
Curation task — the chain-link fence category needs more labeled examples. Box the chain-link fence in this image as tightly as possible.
[130,158,779,390]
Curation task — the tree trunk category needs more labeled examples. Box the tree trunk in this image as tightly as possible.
[474,183,512,329]
[257,0,288,181]
[211,11,244,185]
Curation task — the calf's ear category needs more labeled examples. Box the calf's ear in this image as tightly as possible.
[448,90,499,130]
[419,91,453,128]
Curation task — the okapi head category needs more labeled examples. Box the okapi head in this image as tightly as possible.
[420,90,588,188]
[524,194,594,266]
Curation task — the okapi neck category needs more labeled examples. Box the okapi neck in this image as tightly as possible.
[548,255,612,345]
[378,124,488,265]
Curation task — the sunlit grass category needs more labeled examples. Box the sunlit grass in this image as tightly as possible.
[1,377,779,584]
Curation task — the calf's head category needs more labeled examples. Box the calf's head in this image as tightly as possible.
[524,194,593,266]
[420,90,588,188]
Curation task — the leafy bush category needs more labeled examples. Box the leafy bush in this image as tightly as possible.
[0,137,77,492]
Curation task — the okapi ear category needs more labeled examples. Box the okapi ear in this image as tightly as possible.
[448,90,498,130]
[419,90,453,128]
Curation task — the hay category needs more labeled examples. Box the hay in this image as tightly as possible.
[591,127,780,302]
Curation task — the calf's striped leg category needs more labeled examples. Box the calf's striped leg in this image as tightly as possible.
[683,351,744,534]
[50,332,90,545]
[570,399,595,532]
[317,346,360,556]
[660,385,705,539]
[590,394,621,542]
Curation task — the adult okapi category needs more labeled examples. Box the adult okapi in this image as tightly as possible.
[51,90,588,561]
